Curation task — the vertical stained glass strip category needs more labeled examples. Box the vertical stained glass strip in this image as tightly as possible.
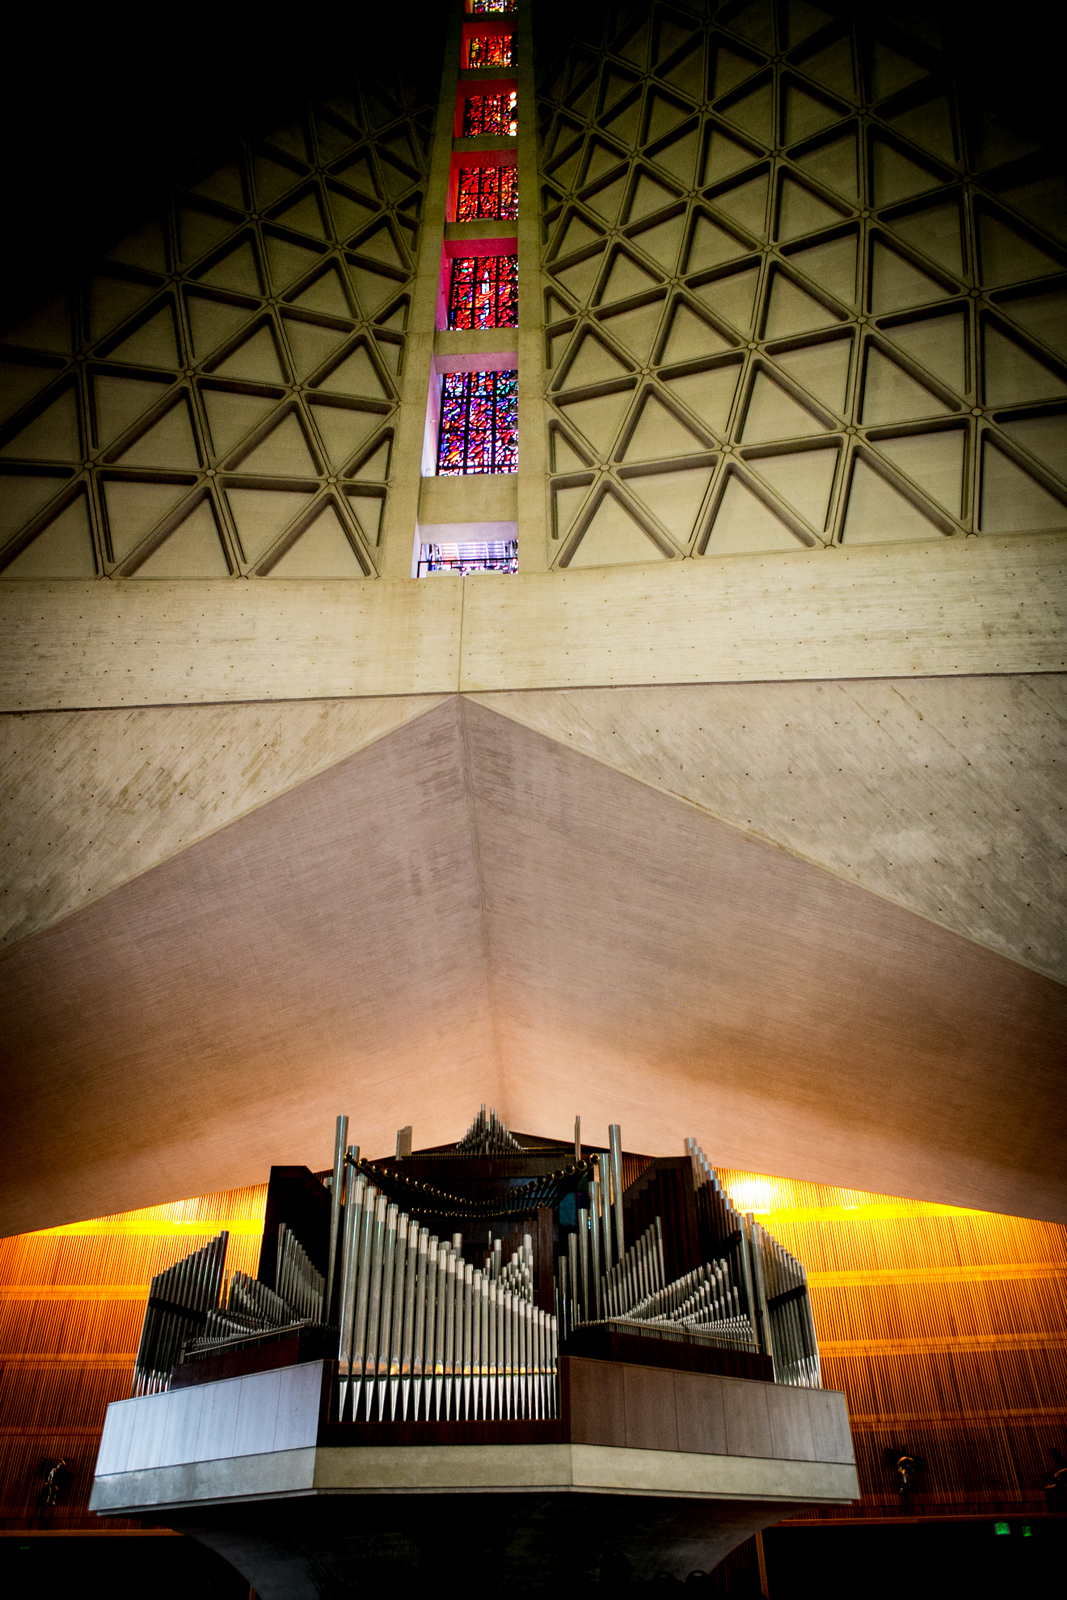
[437,370,518,475]
[468,35,515,66]
[461,93,517,137]
[448,255,518,329]
[457,165,518,220]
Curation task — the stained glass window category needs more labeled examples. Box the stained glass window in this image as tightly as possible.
[462,92,517,137]
[437,370,518,475]
[469,0,515,12]
[457,165,518,221]
[448,255,518,329]
[467,34,514,66]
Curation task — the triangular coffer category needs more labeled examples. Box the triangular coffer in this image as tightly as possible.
[274,194,327,240]
[720,81,774,146]
[661,303,732,365]
[317,343,388,399]
[601,251,660,304]
[627,173,679,225]
[1,388,81,462]
[776,177,844,243]
[876,430,964,516]
[704,473,804,555]
[661,363,741,435]
[703,130,757,186]
[350,267,402,316]
[118,400,200,470]
[291,269,353,320]
[886,313,967,396]
[553,482,592,540]
[979,440,1067,532]
[265,234,323,291]
[869,239,949,314]
[773,338,852,414]
[284,320,349,381]
[686,214,748,274]
[787,235,857,304]
[556,388,634,456]
[108,305,180,369]
[624,392,707,459]
[236,413,319,476]
[842,457,946,544]
[653,128,700,186]
[861,345,952,425]
[266,504,367,576]
[598,300,664,365]
[310,405,381,470]
[750,448,838,528]
[198,240,262,296]
[0,473,64,539]
[742,370,828,443]
[627,465,713,541]
[0,496,96,578]
[764,272,840,339]
[711,172,769,237]
[635,214,687,274]
[982,323,1067,408]
[203,392,278,458]
[92,375,166,447]
[131,501,229,577]
[214,326,286,385]
[692,268,760,333]
[560,330,630,390]
[565,491,667,567]
[782,83,846,144]
[103,480,191,561]
[227,487,314,563]
[187,296,254,361]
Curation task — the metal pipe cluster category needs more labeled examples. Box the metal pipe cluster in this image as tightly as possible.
[336,1165,558,1422]
[686,1136,822,1388]
[748,1215,822,1388]
[276,1223,325,1323]
[624,1257,743,1328]
[131,1231,228,1395]
[455,1102,523,1155]
[196,1269,294,1345]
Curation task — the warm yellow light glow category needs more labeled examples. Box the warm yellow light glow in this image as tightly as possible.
[723,1176,776,1213]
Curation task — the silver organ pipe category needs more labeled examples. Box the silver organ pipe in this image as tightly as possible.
[333,1216,558,1423]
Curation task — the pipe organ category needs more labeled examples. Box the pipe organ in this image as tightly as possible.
[131,1109,821,1409]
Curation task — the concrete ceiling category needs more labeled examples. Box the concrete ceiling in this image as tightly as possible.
[2,695,1064,1237]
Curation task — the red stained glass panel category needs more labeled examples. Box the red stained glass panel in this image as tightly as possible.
[448,255,518,329]
[456,165,518,221]
[461,92,517,136]
[467,35,514,66]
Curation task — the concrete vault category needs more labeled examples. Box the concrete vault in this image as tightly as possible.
[2,687,1064,1236]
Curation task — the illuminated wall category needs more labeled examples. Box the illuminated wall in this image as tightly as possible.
[0,1187,265,1531]
[2,1167,1064,1532]
[718,1169,1067,1522]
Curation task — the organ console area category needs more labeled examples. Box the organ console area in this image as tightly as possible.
[92,1111,858,1595]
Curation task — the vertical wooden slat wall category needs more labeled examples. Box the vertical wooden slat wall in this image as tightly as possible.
[716,1169,1067,1524]
[0,1186,265,1532]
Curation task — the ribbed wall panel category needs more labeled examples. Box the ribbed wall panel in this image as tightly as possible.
[716,1167,1067,1522]
[0,1186,265,1530]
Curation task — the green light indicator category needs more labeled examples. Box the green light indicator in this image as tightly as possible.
[1022,1524,1032,1537]
[994,1521,1010,1536]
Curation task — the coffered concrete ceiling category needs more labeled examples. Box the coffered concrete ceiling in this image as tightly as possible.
[1,695,1063,1237]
